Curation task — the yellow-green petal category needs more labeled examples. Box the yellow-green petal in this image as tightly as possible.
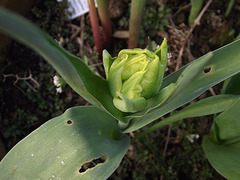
[140,55,160,99]
[122,71,146,99]
[113,93,147,112]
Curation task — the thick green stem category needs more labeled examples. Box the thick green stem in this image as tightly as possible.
[96,0,112,48]
[128,0,146,49]
[88,0,103,55]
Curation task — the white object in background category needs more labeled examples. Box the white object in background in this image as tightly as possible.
[57,0,97,19]
[186,134,200,143]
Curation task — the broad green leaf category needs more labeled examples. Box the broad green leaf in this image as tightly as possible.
[222,73,240,95]
[202,136,240,180]
[134,95,240,139]
[162,40,240,91]
[0,7,124,122]
[202,74,240,180]
[212,97,240,143]
[210,72,240,144]
[124,39,240,133]
[0,106,130,180]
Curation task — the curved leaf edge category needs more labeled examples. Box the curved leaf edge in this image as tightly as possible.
[0,106,130,180]
[0,7,125,122]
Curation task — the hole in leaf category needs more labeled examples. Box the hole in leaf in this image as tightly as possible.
[203,66,211,73]
[66,119,73,125]
[79,155,108,173]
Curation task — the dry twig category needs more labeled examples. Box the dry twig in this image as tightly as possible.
[172,3,191,18]
[160,123,173,180]
[208,87,216,96]
[2,73,40,92]
[173,0,213,70]
[163,124,172,158]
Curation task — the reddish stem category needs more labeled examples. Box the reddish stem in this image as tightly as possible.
[97,0,112,49]
[88,0,103,55]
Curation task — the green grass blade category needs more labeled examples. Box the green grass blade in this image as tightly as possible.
[124,40,240,133]
[0,7,124,122]
[0,106,130,179]
[225,0,235,17]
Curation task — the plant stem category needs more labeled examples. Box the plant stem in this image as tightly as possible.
[225,0,235,17]
[96,0,112,49]
[88,0,103,55]
[188,0,203,25]
[128,0,146,49]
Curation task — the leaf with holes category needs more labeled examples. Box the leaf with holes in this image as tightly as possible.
[124,40,240,133]
[0,106,130,180]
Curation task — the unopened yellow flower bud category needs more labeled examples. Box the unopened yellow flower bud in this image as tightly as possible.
[103,39,168,112]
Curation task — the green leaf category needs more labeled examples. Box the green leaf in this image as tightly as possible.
[102,49,114,80]
[225,0,235,17]
[113,93,147,113]
[212,97,240,144]
[124,39,240,133]
[0,106,130,180]
[124,52,212,132]
[222,73,240,95]
[134,94,240,139]
[202,136,240,180]
[0,7,124,122]
[154,38,168,93]
[124,83,175,121]
[201,72,240,180]
[188,0,203,25]
[128,0,146,48]
[162,40,240,91]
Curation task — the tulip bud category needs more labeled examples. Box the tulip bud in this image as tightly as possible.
[103,39,168,112]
